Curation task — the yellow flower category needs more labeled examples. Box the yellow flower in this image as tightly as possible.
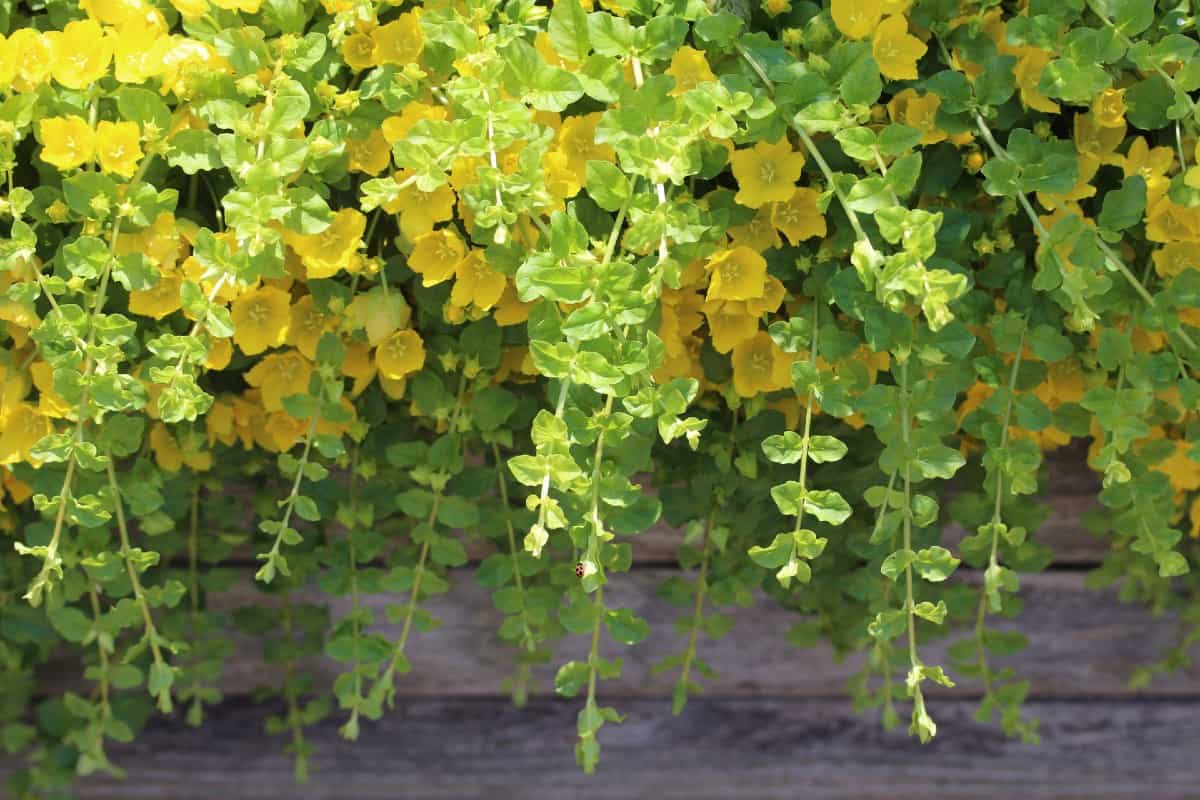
[372,12,423,66]
[342,33,376,71]
[149,422,184,472]
[535,31,572,69]
[345,287,412,346]
[451,250,506,310]
[82,0,147,25]
[10,29,53,91]
[48,20,112,89]
[0,404,51,466]
[887,89,944,145]
[1013,49,1059,114]
[543,151,582,205]
[95,120,143,178]
[170,0,209,17]
[1092,88,1126,128]
[39,116,95,171]
[772,188,826,244]
[1147,198,1200,244]
[376,329,425,380]
[831,0,882,39]
[347,130,391,175]
[1153,243,1200,278]
[205,337,232,370]
[287,208,366,279]
[706,246,767,301]
[245,350,313,413]
[1154,440,1200,493]
[665,46,715,95]
[732,331,791,397]
[383,170,456,241]
[872,16,926,81]
[0,33,16,91]
[729,138,805,209]
[287,295,335,360]
[729,207,781,252]
[114,13,170,84]
[1074,112,1125,168]
[555,113,615,184]
[764,0,791,16]
[231,285,291,355]
[382,102,448,145]
[745,274,786,316]
[702,300,759,353]
[409,229,466,287]
[129,273,182,319]
[1124,137,1174,208]
[493,282,532,326]
[31,361,70,419]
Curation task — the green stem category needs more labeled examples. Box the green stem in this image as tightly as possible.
[377,373,468,702]
[675,508,715,713]
[105,453,171,713]
[974,318,1028,693]
[257,410,321,582]
[493,441,534,651]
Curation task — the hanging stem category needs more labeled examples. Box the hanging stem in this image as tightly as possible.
[104,453,171,713]
[493,441,535,651]
[675,507,715,714]
[973,319,1028,693]
[376,372,468,703]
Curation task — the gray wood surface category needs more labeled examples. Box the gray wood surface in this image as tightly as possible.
[11,451,1197,798]
[177,570,1189,699]
[58,697,1200,800]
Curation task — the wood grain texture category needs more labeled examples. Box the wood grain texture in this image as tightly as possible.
[46,696,1200,800]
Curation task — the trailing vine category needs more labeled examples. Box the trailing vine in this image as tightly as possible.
[0,0,1199,793]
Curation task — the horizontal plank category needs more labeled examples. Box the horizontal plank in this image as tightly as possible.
[42,696,1200,799]
[41,569,1191,701]
[589,490,1101,566]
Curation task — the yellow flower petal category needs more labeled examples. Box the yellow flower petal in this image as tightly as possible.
[832,0,882,40]
[706,247,768,302]
[376,329,425,380]
[871,15,926,81]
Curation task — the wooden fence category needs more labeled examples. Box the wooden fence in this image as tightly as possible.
[8,449,1200,799]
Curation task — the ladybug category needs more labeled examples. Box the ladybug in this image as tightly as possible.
[575,562,585,578]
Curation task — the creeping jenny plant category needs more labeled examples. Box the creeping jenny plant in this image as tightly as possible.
[0,0,1199,790]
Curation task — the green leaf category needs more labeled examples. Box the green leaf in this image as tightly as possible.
[806,435,848,464]
[585,161,631,212]
[913,546,960,582]
[605,608,649,645]
[803,489,852,525]
[761,432,804,464]
[748,533,791,569]
[1098,175,1146,233]
[264,78,310,134]
[555,661,590,697]
[549,0,590,63]
[881,548,914,581]
[48,606,92,642]
[116,87,172,134]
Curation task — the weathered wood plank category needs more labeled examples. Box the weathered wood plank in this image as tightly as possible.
[623,490,1102,565]
[42,570,1191,700]
[44,696,1200,800]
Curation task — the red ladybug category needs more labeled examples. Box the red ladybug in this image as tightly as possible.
[575,562,585,578]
